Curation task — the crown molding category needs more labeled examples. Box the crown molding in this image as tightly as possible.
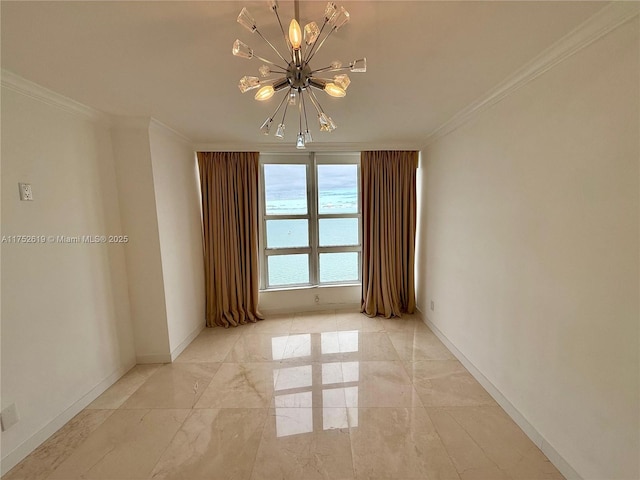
[149,118,193,145]
[111,116,193,146]
[1,69,112,126]
[193,141,422,153]
[110,115,152,130]
[421,1,640,149]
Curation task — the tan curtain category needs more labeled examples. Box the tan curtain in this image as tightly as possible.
[361,151,418,318]
[197,152,263,328]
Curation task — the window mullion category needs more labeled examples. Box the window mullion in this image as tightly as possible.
[264,214,309,221]
[265,247,312,255]
[308,153,319,285]
[316,213,360,220]
[259,161,268,289]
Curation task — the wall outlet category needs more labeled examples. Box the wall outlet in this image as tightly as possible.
[19,183,33,201]
[430,300,435,311]
[1,403,20,432]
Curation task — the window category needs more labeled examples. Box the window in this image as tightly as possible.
[259,153,361,289]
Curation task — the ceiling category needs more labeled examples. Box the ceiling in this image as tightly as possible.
[1,1,607,149]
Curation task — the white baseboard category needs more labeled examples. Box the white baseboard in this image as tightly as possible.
[170,323,205,362]
[416,308,582,480]
[0,361,135,476]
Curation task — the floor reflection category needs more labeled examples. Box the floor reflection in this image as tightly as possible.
[321,330,359,354]
[273,364,312,391]
[272,333,311,360]
[272,331,361,438]
[275,407,314,437]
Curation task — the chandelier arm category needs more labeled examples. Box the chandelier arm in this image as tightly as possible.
[304,20,329,63]
[307,88,325,114]
[253,54,288,71]
[280,90,291,125]
[306,26,337,64]
[255,29,290,65]
[301,23,314,60]
[298,91,303,134]
[272,5,293,57]
[268,90,290,122]
[310,65,349,75]
[301,90,310,132]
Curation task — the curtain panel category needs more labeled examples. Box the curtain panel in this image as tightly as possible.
[197,151,263,327]
[361,150,418,318]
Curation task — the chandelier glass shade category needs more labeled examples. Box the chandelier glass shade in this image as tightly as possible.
[232,1,366,149]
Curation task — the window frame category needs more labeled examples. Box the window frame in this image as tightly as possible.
[259,152,361,290]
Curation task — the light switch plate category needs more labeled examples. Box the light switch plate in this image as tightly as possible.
[19,183,33,201]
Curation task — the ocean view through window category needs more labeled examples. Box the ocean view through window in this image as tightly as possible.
[260,153,361,289]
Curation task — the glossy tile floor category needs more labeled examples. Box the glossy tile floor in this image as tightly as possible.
[4,311,564,480]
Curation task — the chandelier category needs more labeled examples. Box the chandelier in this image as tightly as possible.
[232,1,366,149]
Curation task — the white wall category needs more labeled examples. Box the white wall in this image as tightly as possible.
[149,121,205,358]
[259,285,360,314]
[416,17,639,480]
[111,121,171,363]
[110,118,206,362]
[1,85,136,472]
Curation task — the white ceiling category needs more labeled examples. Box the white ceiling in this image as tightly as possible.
[1,1,606,149]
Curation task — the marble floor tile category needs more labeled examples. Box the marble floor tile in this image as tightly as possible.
[149,408,268,480]
[174,329,240,363]
[427,406,563,479]
[242,313,293,334]
[269,361,362,411]
[195,363,276,408]
[5,311,565,480]
[280,331,398,363]
[281,332,318,361]
[272,363,315,392]
[206,324,249,335]
[291,310,338,333]
[455,466,512,480]
[353,361,423,407]
[388,328,456,361]
[342,332,399,361]
[380,313,429,333]
[404,360,497,407]
[121,363,219,409]
[3,410,114,480]
[335,311,385,332]
[251,408,355,480]
[225,333,291,362]
[275,332,347,363]
[350,407,460,479]
[86,364,162,409]
[46,409,188,479]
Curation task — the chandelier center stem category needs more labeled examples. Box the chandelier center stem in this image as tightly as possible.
[287,61,311,90]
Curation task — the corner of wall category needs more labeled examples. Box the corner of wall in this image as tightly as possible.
[109,119,172,361]
[147,121,205,355]
[415,308,583,480]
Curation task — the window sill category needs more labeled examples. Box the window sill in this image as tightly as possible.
[259,283,360,293]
